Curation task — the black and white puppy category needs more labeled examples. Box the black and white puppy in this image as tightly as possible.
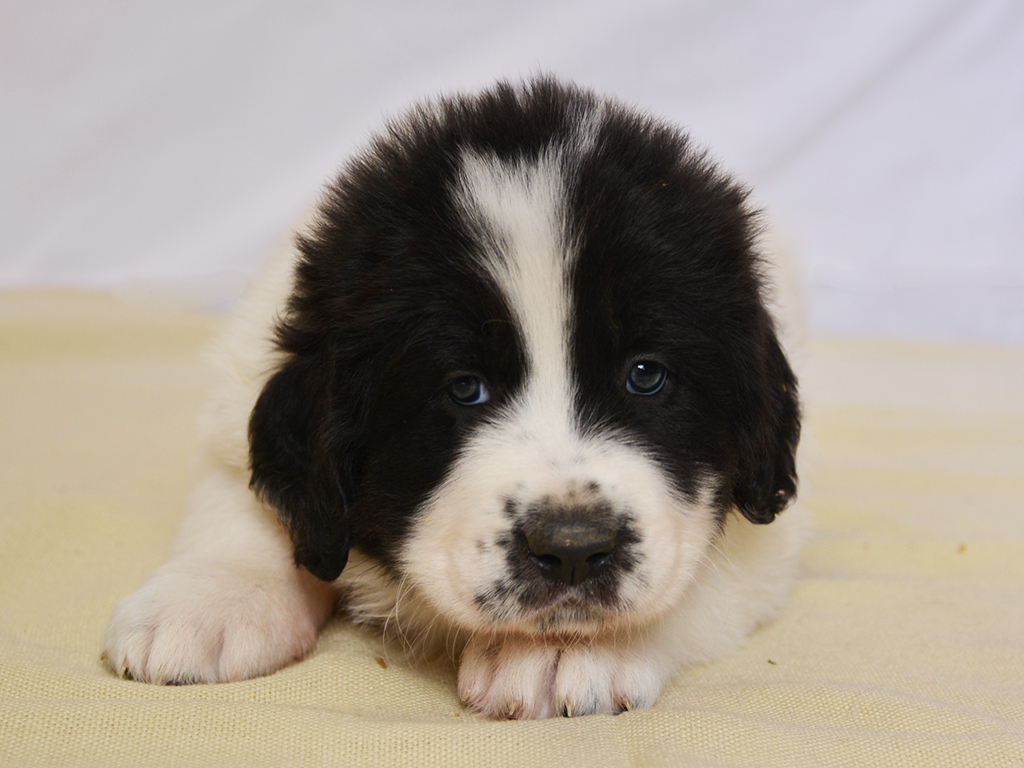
[104,78,805,719]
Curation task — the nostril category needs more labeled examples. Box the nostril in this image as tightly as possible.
[530,553,562,573]
[585,550,612,568]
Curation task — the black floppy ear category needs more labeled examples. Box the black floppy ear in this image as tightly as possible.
[248,352,360,581]
[732,334,801,524]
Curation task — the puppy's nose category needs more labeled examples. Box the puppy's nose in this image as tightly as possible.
[524,522,617,586]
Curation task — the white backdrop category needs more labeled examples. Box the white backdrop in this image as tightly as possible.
[3,0,1022,342]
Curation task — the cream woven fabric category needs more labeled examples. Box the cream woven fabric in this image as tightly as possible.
[2,291,1022,767]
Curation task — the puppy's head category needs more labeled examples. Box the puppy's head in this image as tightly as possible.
[249,79,799,637]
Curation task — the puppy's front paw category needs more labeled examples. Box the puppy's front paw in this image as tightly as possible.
[458,634,665,719]
[103,561,334,684]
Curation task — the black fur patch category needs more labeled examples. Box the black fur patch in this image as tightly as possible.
[563,101,800,525]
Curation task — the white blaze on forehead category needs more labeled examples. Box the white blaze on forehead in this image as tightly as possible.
[455,150,576,433]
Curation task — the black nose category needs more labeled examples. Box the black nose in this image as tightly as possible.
[524,522,617,586]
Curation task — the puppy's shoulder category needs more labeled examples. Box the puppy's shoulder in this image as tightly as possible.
[197,228,305,470]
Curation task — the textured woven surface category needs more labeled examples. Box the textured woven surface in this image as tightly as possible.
[2,291,1023,767]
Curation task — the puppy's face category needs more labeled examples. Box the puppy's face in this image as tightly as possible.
[249,81,799,640]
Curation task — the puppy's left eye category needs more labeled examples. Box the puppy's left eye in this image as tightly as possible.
[447,376,490,406]
[626,361,667,396]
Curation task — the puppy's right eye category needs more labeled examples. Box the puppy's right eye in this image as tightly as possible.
[447,376,490,406]
[626,361,667,396]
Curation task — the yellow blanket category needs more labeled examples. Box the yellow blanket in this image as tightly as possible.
[2,291,1022,767]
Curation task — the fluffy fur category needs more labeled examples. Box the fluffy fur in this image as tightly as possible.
[104,79,806,719]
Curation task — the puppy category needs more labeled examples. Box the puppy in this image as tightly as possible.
[104,78,805,719]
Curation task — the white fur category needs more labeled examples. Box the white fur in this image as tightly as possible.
[103,148,807,719]
[104,232,338,684]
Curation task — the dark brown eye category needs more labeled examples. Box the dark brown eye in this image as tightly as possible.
[448,376,490,406]
[626,361,667,396]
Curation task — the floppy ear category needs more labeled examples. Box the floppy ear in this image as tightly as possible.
[732,333,801,524]
[248,351,362,581]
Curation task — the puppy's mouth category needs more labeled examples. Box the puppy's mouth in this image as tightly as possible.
[527,596,612,634]
[472,576,629,636]
[471,594,613,636]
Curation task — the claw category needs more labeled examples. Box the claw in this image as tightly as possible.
[563,700,574,718]
[612,696,633,714]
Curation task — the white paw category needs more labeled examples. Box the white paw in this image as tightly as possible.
[457,633,665,719]
[103,560,335,684]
